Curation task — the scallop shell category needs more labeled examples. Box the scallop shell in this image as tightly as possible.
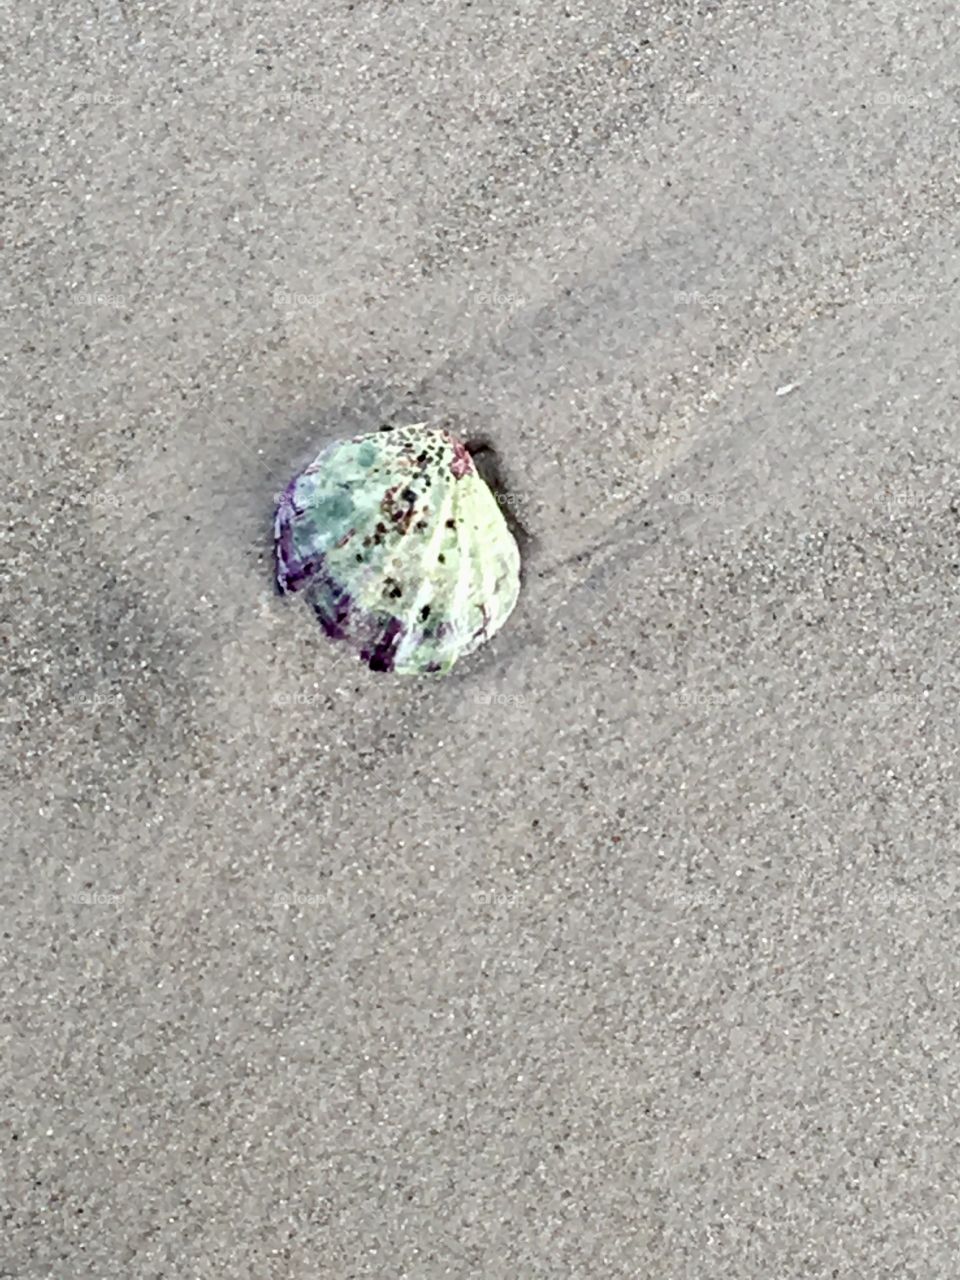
[275,425,521,674]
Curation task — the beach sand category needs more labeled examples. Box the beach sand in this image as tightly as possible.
[5,1,960,1274]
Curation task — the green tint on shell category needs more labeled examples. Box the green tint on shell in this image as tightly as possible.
[275,425,521,675]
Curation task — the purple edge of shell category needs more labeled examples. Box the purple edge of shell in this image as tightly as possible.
[276,488,408,673]
[274,431,474,673]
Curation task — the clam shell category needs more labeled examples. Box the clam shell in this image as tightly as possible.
[275,425,521,674]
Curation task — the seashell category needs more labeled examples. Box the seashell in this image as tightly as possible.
[275,424,521,675]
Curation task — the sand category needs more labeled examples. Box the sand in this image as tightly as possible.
[5,0,960,1275]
